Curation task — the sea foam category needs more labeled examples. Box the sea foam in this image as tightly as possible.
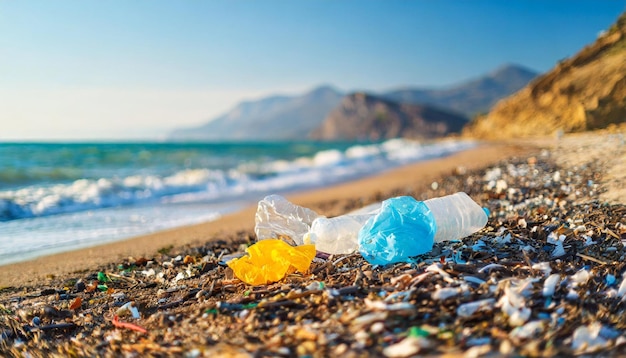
[0,139,475,222]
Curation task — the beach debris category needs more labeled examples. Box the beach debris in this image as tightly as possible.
[116,301,140,319]
[570,322,615,353]
[547,232,566,257]
[358,193,487,265]
[510,320,545,340]
[254,194,322,245]
[457,298,495,318]
[304,214,371,255]
[97,272,110,283]
[358,196,436,265]
[497,279,535,326]
[111,316,147,334]
[226,239,316,285]
[69,297,82,310]
[542,273,561,297]
[2,135,626,356]
[383,327,433,357]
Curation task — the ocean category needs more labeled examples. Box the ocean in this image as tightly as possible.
[0,139,475,265]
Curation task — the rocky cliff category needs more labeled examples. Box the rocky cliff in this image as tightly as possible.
[464,13,626,139]
[309,93,468,141]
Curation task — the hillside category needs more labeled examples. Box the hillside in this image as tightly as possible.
[170,86,343,141]
[464,13,626,139]
[382,64,538,117]
[309,93,469,141]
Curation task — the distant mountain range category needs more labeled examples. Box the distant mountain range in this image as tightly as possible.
[170,86,344,141]
[381,64,538,117]
[169,64,539,141]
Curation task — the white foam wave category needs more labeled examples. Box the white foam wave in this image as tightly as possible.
[0,139,476,221]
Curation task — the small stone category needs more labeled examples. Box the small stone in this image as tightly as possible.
[334,343,348,355]
[295,327,317,341]
[371,322,385,334]
[74,281,86,293]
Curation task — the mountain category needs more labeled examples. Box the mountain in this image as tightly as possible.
[464,13,626,139]
[309,93,469,141]
[169,64,538,142]
[170,86,344,141]
[382,64,539,117]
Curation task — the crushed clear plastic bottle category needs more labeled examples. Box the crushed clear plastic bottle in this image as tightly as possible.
[254,194,323,245]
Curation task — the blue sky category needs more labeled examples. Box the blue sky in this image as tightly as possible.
[1,1,624,140]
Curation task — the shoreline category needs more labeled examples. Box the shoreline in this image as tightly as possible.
[2,129,626,356]
[0,142,532,288]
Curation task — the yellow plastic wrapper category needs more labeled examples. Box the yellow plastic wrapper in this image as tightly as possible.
[227,239,316,285]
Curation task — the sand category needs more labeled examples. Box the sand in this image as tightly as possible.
[0,142,531,288]
[3,129,626,357]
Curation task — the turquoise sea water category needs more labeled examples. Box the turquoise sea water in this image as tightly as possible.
[0,139,475,265]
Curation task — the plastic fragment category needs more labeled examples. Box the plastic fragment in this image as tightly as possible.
[571,323,610,352]
[69,297,82,310]
[569,269,590,287]
[543,273,561,297]
[618,277,626,300]
[510,320,545,340]
[497,280,532,326]
[457,298,495,318]
[227,239,316,285]
[97,272,110,283]
[111,316,147,334]
[117,301,140,319]
[383,334,432,357]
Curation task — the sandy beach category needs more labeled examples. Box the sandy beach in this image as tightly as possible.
[1,128,625,357]
[0,142,529,288]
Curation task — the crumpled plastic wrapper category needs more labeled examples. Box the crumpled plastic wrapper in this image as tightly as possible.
[227,239,316,285]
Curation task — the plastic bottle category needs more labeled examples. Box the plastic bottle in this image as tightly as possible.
[305,214,372,254]
[423,192,489,244]
[358,192,488,265]
[303,201,382,254]
[254,194,323,245]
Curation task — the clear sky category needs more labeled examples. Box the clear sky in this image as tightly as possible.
[1,1,624,140]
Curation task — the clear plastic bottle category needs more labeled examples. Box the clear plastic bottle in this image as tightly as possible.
[254,194,323,245]
[358,192,488,265]
[424,192,489,243]
[304,214,372,254]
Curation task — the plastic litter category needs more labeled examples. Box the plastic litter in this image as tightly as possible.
[254,195,323,245]
[227,239,316,285]
[97,272,110,283]
[358,196,435,265]
[305,213,373,254]
[116,301,140,319]
[423,192,489,244]
[358,193,487,265]
[111,315,147,334]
